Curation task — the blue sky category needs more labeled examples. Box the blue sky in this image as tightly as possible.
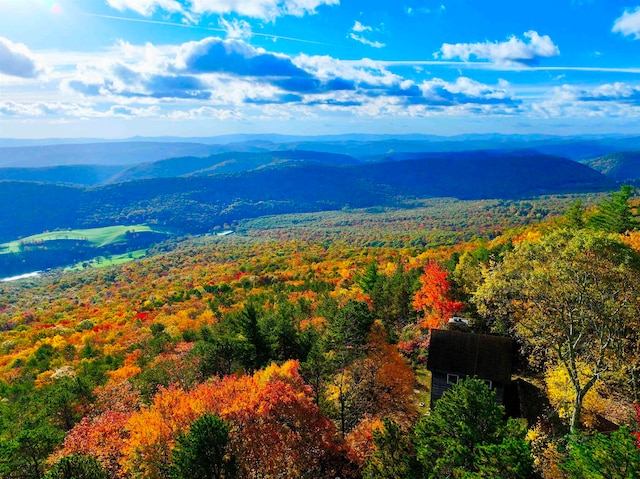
[0,0,639,138]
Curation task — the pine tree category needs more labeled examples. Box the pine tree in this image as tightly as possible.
[171,414,236,479]
[589,185,638,233]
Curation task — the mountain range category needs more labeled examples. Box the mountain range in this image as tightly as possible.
[0,151,616,243]
[1,134,638,245]
[2,133,640,169]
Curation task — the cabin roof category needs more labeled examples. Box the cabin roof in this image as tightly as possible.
[427,329,512,383]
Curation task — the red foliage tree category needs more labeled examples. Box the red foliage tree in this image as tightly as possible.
[412,260,463,330]
[55,410,133,478]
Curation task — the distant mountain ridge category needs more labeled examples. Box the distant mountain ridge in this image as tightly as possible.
[3,132,638,147]
[107,150,361,183]
[579,151,640,183]
[0,142,224,168]
[0,165,126,186]
[2,134,640,169]
[0,153,613,242]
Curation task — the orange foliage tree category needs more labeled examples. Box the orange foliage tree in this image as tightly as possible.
[327,321,416,446]
[412,260,463,330]
[345,417,383,467]
[54,379,142,478]
[356,321,416,421]
[55,410,134,478]
[58,361,346,479]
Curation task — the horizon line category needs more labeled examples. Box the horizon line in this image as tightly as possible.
[2,131,639,142]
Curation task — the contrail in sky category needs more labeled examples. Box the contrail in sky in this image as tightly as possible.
[81,12,345,47]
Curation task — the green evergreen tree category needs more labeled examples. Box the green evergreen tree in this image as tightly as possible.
[369,261,419,331]
[565,198,586,229]
[589,185,638,233]
[414,378,533,479]
[228,302,269,370]
[45,455,107,479]
[44,377,93,431]
[561,428,640,479]
[358,262,380,294]
[363,418,419,479]
[325,299,375,353]
[172,414,236,479]
[300,337,330,407]
[0,426,64,479]
[259,301,301,362]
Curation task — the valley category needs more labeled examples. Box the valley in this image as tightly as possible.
[0,134,639,479]
[0,225,173,278]
[1,134,636,277]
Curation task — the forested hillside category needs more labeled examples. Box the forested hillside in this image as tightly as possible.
[0,196,578,278]
[0,166,126,187]
[1,186,639,479]
[107,150,361,183]
[0,154,612,244]
[580,151,640,183]
[3,134,640,169]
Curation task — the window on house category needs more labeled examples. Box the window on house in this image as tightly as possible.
[446,374,459,385]
[482,379,493,390]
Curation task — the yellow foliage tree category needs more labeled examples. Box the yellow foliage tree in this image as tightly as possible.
[545,363,607,428]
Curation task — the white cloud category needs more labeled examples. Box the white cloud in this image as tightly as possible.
[352,21,372,32]
[60,38,314,104]
[348,21,385,48]
[612,6,640,39]
[106,0,186,16]
[108,105,162,117]
[106,0,340,20]
[219,18,253,39]
[0,100,243,120]
[533,82,640,118]
[0,37,43,78]
[349,33,385,48]
[0,36,528,123]
[416,76,517,107]
[188,0,339,20]
[167,106,242,120]
[295,55,401,86]
[405,4,445,15]
[572,82,640,102]
[0,101,98,117]
[55,36,519,119]
[438,31,560,66]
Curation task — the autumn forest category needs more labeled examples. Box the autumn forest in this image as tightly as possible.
[1,184,640,478]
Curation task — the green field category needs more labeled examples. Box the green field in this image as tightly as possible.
[0,225,171,254]
[65,249,148,271]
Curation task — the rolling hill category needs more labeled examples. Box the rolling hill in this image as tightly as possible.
[0,153,613,243]
[3,135,640,170]
[107,150,361,183]
[0,165,126,186]
[579,151,640,183]
[0,225,172,277]
[0,142,227,168]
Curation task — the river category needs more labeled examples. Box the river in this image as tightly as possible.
[0,271,42,282]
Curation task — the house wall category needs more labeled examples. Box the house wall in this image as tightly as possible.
[430,372,451,404]
[430,371,506,406]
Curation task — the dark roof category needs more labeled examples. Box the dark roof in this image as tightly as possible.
[427,329,513,383]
